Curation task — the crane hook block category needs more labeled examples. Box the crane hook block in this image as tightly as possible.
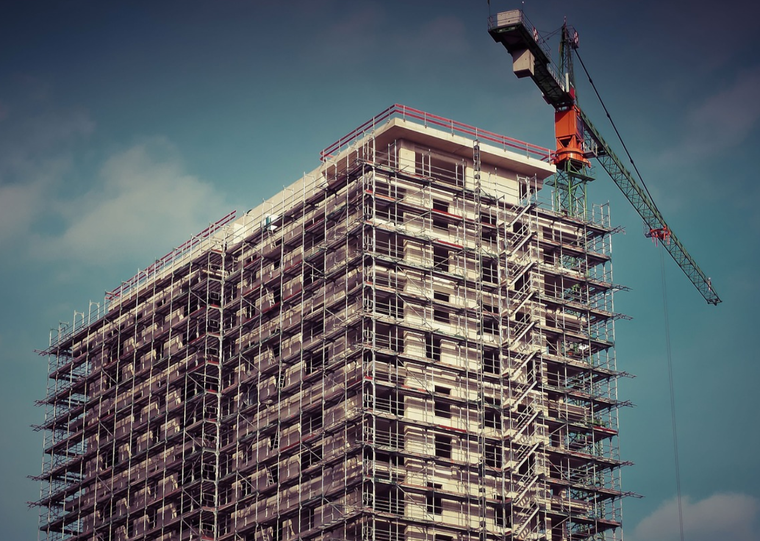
[646,226,671,246]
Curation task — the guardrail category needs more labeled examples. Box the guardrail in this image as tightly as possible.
[105,210,237,302]
[320,103,553,163]
[47,210,237,349]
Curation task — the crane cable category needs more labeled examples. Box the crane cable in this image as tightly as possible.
[660,246,686,541]
[573,49,657,206]
[574,44,686,539]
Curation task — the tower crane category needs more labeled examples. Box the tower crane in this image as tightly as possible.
[488,10,721,305]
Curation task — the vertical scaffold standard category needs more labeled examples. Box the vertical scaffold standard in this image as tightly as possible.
[34,105,628,541]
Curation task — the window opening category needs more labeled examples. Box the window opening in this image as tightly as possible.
[434,386,451,418]
[435,433,452,459]
[433,246,450,272]
[426,333,442,361]
[426,483,443,514]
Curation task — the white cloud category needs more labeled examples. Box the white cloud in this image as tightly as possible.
[0,105,94,247]
[659,67,760,165]
[628,493,760,541]
[0,91,230,269]
[0,171,52,245]
[34,138,231,265]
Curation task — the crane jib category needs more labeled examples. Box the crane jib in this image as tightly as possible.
[488,9,720,305]
[579,109,721,305]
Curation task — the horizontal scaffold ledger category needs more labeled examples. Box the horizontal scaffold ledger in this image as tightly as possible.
[35,104,629,541]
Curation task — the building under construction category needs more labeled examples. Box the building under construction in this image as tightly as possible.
[35,105,627,541]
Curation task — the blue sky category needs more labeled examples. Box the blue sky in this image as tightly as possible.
[1,1,759,539]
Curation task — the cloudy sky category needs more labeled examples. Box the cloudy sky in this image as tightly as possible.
[2,0,759,539]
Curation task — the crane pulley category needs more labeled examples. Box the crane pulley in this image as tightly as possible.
[488,10,721,305]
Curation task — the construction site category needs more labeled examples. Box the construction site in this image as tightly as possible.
[34,101,627,541]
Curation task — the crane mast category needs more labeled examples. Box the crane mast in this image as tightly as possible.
[488,10,721,305]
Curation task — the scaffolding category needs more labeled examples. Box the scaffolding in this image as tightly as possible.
[34,104,627,541]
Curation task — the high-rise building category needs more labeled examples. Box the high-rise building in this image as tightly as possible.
[35,105,625,541]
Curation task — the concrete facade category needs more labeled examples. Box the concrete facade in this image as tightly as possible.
[35,105,625,541]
